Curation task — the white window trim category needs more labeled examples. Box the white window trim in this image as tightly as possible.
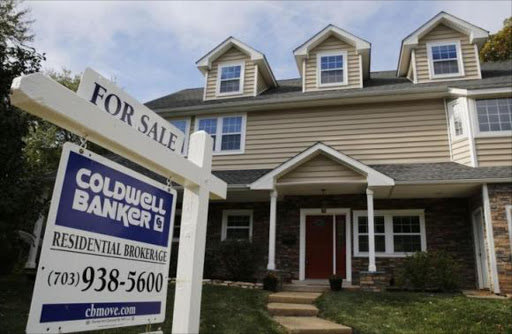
[469,98,512,138]
[221,209,253,242]
[169,118,191,156]
[173,209,182,242]
[216,60,245,97]
[353,210,426,258]
[316,50,349,88]
[447,100,467,142]
[427,39,465,80]
[195,114,247,155]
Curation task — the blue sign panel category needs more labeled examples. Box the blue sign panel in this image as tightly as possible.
[55,151,173,247]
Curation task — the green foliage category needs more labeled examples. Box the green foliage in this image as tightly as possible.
[0,0,45,273]
[396,250,460,291]
[218,240,262,282]
[263,272,279,292]
[480,17,512,62]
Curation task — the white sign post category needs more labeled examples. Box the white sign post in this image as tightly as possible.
[11,70,227,334]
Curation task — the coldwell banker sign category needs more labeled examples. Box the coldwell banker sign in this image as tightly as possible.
[26,143,176,333]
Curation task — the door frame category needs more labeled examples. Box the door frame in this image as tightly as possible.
[300,208,351,282]
[471,207,490,289]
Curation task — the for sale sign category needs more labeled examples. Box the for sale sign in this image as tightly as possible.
[26,143,177,333]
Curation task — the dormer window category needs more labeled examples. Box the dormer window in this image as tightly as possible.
[427,40,464,79]
[217,61,245,96]
[317,51,348,87]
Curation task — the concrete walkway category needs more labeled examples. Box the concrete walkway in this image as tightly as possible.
[267,292,352,334]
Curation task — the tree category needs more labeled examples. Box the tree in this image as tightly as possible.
[480,17,512,62]
[0,0,45,273]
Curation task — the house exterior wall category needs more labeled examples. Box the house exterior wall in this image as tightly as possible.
[304,36,361,91]
[256,69,268,95]
[415,23,481,83]
[452,138,472,166]
[487,183,512,294]
[211,99,451,170]
[204,47,256,100]
[196,196,477,289]
[476,137,512,167]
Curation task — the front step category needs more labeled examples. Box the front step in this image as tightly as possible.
[268,302,319,316]
[283,284,330,293]
[268,292,322,304]
[274,316,352,334]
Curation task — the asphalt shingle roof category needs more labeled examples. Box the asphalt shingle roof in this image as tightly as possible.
[145,61,512,111]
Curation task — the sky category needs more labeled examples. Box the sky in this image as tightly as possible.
[25,1,511,103]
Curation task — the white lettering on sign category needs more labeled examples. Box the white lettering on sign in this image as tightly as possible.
[77,68,184,153]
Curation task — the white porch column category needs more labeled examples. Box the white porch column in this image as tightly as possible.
[267,189,278,270]
[25,213,45,269]
[366,188,377,272]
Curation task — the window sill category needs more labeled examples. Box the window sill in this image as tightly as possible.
[430,73,464,80]
[317,82,348,88]
[212,150,245,156]
[354,252,419,258]
[474,131,512,138]
[215,91,244,97]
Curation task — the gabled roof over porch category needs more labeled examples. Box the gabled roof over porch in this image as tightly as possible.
[250,143,395,190]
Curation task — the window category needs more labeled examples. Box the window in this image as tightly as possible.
[317,51,347,87]
[196,115,246,154]
[221,210,253,241]
[448,101,466,141]
[217,62,244,95]
[353,210,426,257]
[475,98,512,133]
[172,211,181,242]
[169,119,190,155]
[427,41,464,78]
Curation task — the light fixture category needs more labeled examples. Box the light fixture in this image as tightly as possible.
[321,189,327,213]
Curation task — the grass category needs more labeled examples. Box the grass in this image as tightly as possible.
[0,275,284,334]
[316,290,512,334]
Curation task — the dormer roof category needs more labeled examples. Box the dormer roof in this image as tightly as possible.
[293,24,371,79]
[397,11,489,77]
[196,36,277,87]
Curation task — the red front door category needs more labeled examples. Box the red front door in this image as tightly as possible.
[306,215,333,279]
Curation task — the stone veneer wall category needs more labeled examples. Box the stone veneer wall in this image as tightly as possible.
[173,195,477,289]
[487,183,512,294]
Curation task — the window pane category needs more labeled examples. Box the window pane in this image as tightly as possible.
[198,118,217,135]
[222,116,242,134]
[226,228,250,240]
[453,110,464,136]
[375,216,385,233]
[433,60,459,75]
[476,98,512,132]
[359,236,368,252]
[393,216,420,233]
[227,215,250,227]
[221,66,241,80]
[394,235,421,252]
[170,120,188,154]
[375,235,386,253]
[221,134,241,150]
[220,79,240,93]
[358,216,368,233]
[321,55,343,70]
[321,70,343,84]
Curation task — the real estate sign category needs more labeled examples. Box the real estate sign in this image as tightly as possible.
[26,143,177,333]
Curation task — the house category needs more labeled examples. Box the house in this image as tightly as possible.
[145,12,512,294]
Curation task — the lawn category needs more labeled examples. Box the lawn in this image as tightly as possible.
[316,290,512,334]
[0,275,284,334]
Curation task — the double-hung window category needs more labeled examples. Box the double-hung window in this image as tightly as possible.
[317,51,347,87]
[196,115,245,154]
[217,62,244,95]
[475,98,512,133]
[427,41,464,78]
[221,210,253,241]
[169,119,190,155]
[353,210,426,257]
[448,101,466,141]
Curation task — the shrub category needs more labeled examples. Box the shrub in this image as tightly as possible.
[396,250,460,291]
[329,274,343,291]
[218,240,262,281]
[263,272,279,292]
[203,246,218,279]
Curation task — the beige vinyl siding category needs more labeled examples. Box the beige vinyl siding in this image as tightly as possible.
[256,69,268,95]
[211,99,451,170]
[452,138,471,165]
[277,153,365,184]
[415,23,480,83]
[406,60,415,82]
[205,47,256,100]
[475,137,512,166]
[304,36,361,92]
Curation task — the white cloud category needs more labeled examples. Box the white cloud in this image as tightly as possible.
[24,1,511,101]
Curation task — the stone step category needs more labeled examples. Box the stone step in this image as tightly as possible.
[283,284,330,293]
[268,302,319,316]
[274,316,352,334]
[268,292,322,304]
